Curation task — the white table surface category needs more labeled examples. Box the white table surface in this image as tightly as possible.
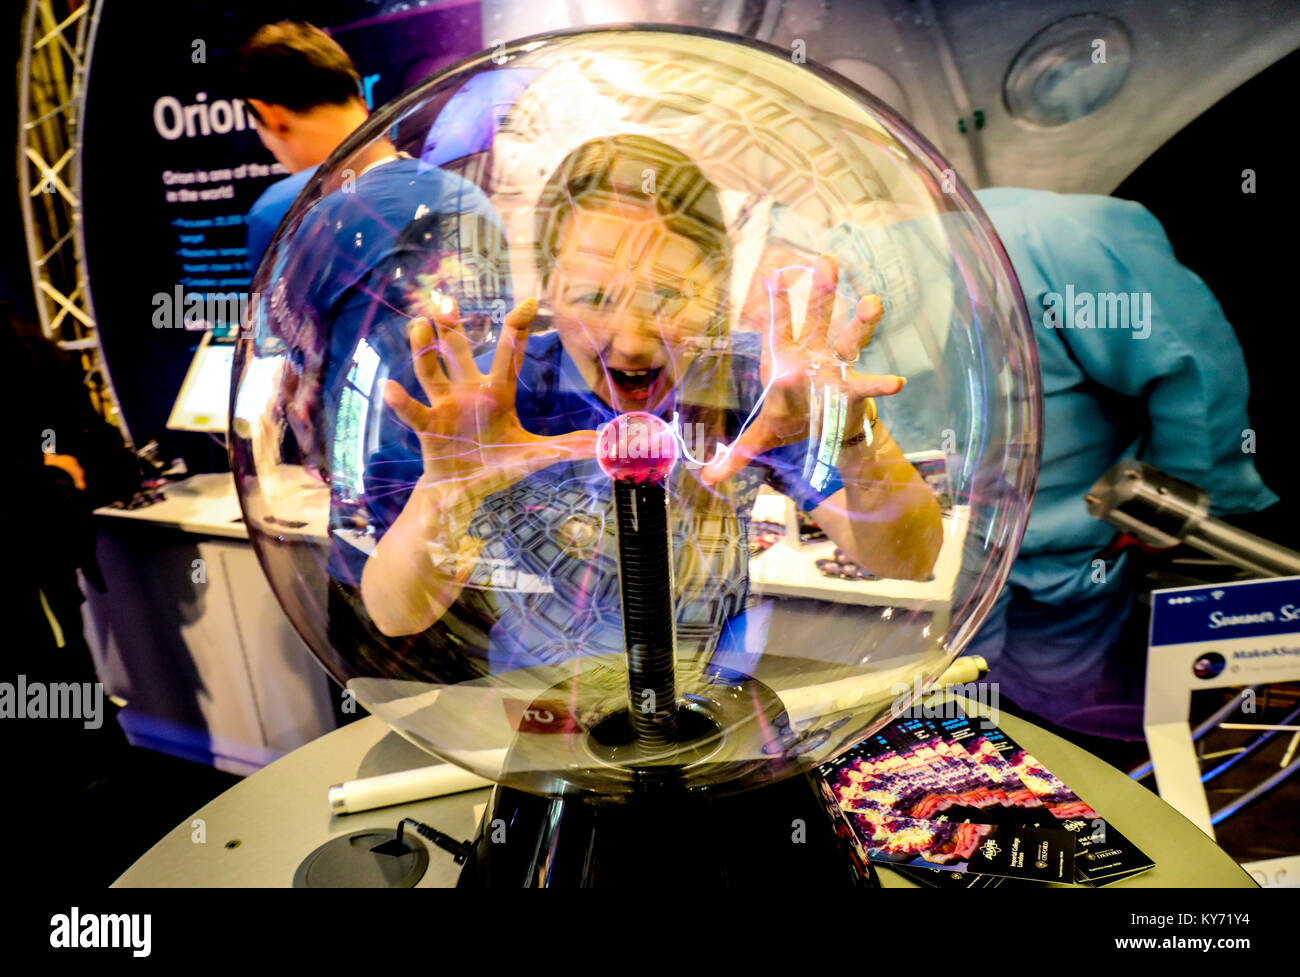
[113,700,1256,888]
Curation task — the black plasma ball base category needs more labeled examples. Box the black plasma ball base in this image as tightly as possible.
[450,662,873,887]
[456,416,874,887]
[455,772,875,888]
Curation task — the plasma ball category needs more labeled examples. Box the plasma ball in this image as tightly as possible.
[596,412,678,483]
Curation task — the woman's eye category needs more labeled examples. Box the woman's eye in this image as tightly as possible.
[575,290,606,307]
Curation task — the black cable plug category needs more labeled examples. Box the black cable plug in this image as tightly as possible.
[372,817,474,864]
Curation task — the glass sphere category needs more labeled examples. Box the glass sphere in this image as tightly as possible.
[232,25,1040,799]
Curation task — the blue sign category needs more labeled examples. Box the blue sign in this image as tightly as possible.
[1150,575,1300,647]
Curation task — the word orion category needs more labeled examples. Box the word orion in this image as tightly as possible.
[1041,286,1151,339]
[153,92,253,141]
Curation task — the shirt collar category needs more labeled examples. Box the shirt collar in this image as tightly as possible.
[554,339,617,423]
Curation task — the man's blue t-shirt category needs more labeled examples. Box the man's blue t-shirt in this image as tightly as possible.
[259,155,509,480]
[245,167,315,276]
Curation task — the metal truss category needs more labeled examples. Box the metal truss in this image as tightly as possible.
[19,0,132,445]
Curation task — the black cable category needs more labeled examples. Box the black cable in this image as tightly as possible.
[389,817,474,864]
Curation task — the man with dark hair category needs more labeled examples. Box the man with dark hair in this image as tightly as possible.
[233,22,513,710]
[238,21,374,272]
[239,20,363,124]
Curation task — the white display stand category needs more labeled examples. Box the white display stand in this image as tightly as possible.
[85,474,964,775]
[84,473,337,775]
[1144,574,1300,837]
[93,472,246,538]
[748,502,970,608]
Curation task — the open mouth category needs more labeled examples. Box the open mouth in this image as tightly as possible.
[606,365,663,402]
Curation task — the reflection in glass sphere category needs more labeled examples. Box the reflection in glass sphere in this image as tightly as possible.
[231,26,1040,799]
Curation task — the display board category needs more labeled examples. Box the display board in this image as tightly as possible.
[80,0,485,469]
[1145,575,1300,837]
[166,330,238,433]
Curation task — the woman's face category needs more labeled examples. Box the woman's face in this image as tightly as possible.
[548,202,727,413]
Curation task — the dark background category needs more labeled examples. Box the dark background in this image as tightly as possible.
[1115,45,1300,539]
[4,2,36,324]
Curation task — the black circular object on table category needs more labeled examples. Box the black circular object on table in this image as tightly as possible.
[292,829,429,888]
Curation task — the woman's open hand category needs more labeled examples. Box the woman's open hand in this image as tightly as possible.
[701,253,905,486]
[382,298,597,506]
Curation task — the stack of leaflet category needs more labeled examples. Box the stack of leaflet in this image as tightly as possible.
[817,702,1155,887]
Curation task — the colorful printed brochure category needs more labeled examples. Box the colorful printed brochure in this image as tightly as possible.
[818,702,1155,886]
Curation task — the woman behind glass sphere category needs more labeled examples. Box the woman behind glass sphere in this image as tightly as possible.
[360,134,941,664]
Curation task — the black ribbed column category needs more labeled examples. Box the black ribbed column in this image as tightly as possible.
[612,477,679,747]
[597,411,681,750]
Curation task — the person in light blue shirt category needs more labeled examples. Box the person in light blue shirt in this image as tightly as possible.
[966,187,1277,740]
